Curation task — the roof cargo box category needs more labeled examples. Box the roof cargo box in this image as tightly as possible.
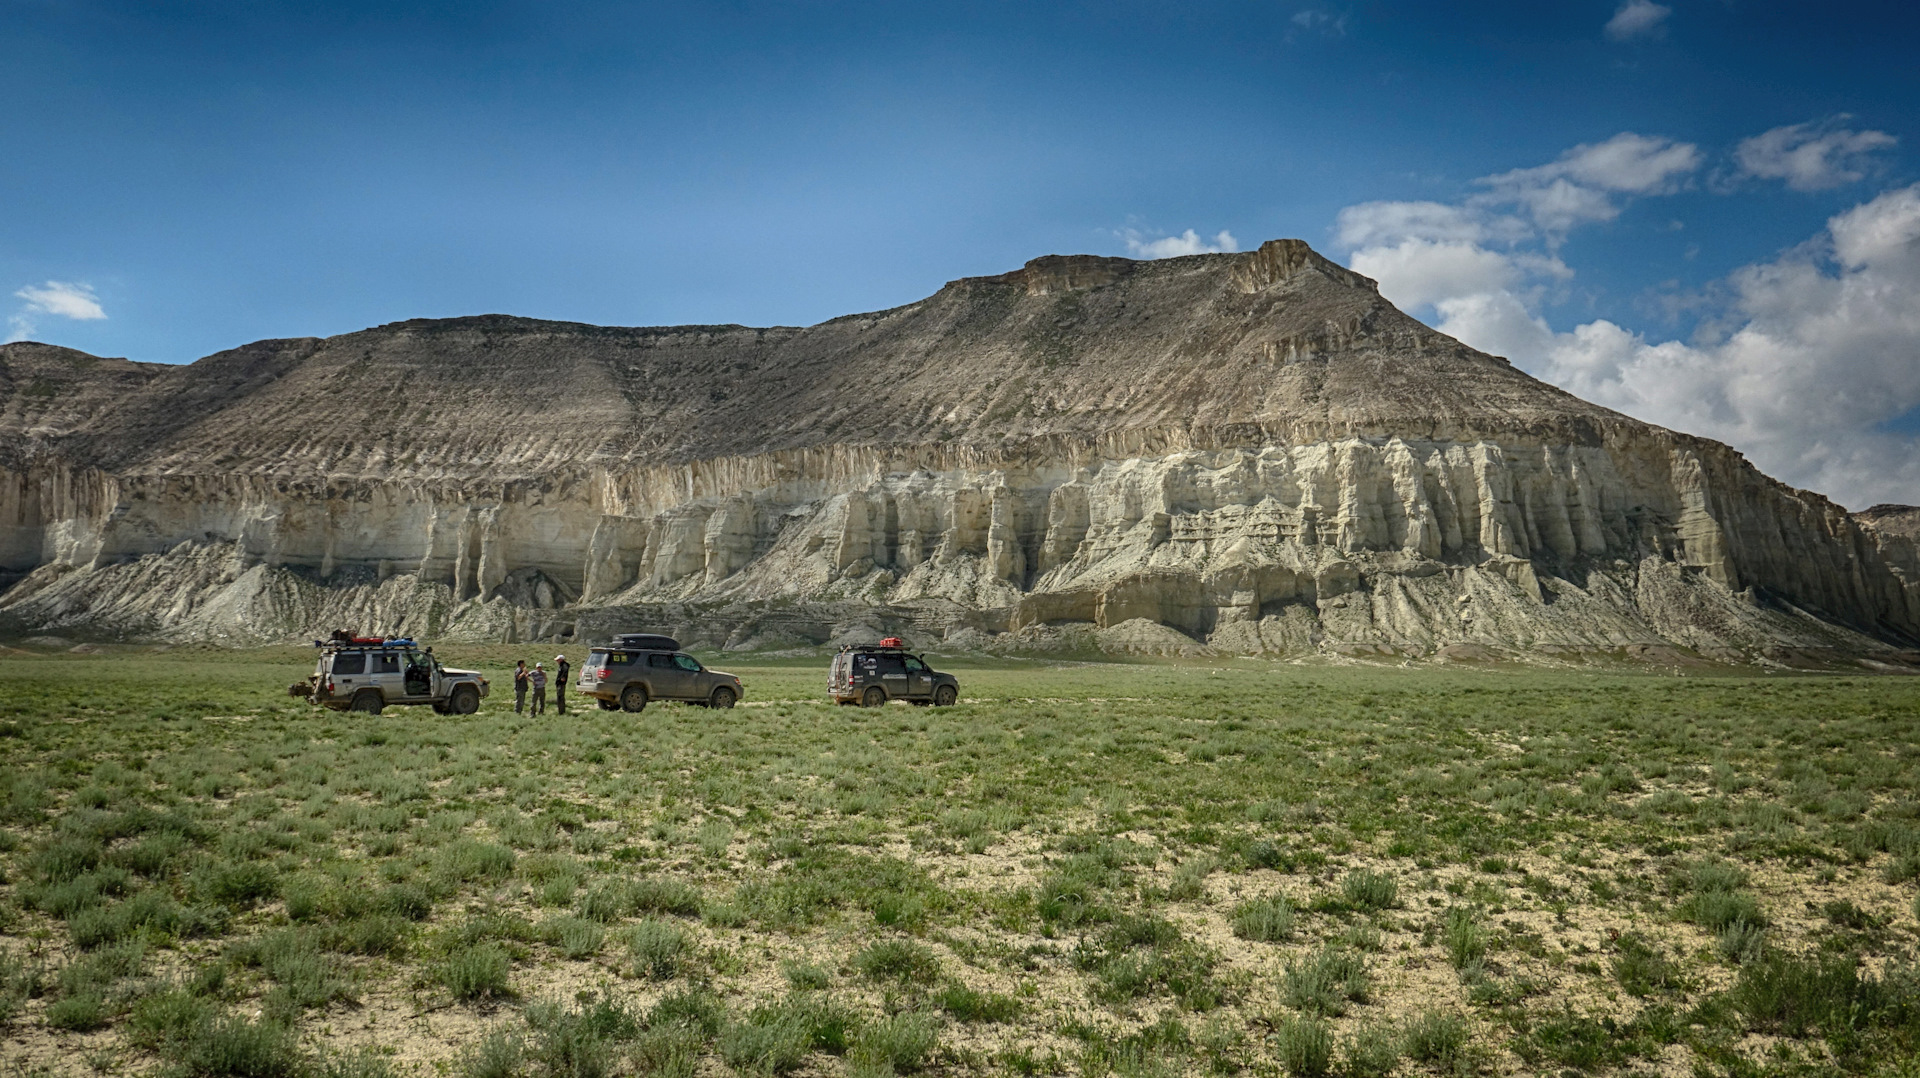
[613,633,681,652]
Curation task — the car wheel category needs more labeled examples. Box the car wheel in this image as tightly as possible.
[710,686,737,709]
[934,684,957,707]
[598,698,620,712]
[351,690,384,715]
[861,686,886,708]
[621,685,648,713]
[449,685,480,715]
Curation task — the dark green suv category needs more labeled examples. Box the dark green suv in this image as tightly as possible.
[829,642,959,707]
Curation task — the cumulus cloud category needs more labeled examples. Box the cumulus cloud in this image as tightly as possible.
[1333,126,1920,507]
[16,281,107,321]
[1734,118,1898,191]
[1477,133,1701,234]
[1122,228,1239,259]
[1604,0,1671,41]
[5,280,107,344]
[1334,200,1528,248]
[1344,180,1920,508]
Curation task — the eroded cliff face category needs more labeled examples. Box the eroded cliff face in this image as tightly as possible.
[0,240,1913,660]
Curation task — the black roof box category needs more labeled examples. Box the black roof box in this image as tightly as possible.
[611,633,680,652]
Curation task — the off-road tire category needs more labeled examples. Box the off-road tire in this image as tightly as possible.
[710,686,737,709]
[350,690,384,715]
[598,698,620,712]
[621,685,648,713]
[933,684,958,707]
[861,686,887,708]
[449,685,481,715]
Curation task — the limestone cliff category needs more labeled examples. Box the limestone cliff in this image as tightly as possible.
[0,240,1914,662]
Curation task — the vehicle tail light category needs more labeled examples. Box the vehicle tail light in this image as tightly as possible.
[325,680,334,694]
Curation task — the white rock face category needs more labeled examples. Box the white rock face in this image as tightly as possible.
[0,243,1913,661]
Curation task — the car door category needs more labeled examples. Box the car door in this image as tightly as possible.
[329,650,368,698]
[903,655,933,698]
[403,650,435,699]
[876,654,909,698]
[367,651,403,701]
[672,653,711,700]
[646,653,692,700]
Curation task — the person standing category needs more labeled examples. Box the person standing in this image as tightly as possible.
[530,662,548,715]
[554,654,570,714]
[513,660,528,714]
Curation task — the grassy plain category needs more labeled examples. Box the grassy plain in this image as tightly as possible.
[1,646,1918,1077]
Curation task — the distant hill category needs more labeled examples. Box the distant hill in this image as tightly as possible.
[0,239,1914,664]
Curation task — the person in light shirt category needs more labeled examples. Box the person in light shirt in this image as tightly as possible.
[529,662,549,715]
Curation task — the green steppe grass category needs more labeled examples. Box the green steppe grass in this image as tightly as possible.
[0,645,1918,1076]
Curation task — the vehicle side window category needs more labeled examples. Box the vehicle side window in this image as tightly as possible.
[673,654,702,672]
[605,652,631,665]
[373,653,400,674]
[331,653,365,675]
[903,657,925,672]
[876,656,906,675]
[647,654,673,668]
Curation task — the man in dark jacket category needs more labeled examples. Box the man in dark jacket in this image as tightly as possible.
[554,654,571,714]
[513,660,528,713]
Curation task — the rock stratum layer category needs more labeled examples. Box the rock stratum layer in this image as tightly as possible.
[1,240,1915,662]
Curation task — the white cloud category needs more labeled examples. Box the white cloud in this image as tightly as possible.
[15,281,106,321]
[1349,240,1521,311]
[5,280,106,345]
[1735,119,1898,192]
[1476,133,1701,234]
[1421,185,1920,509]
[1333,129,1920,508]
[1334,200,1528,248]
[1122,229,1239,259]
[1289,8,1347,37]
[1604,0,1671,41]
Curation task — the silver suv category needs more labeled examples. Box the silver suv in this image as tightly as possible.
[577,634,743,712]
[291,635,490,714]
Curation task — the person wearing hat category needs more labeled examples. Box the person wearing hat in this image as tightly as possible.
[529,662,548,715]
[554,654,571,714]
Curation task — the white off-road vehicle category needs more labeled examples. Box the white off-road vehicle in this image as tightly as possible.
[290,634,490,714]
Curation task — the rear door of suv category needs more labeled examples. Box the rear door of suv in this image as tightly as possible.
[367,650,404,701]
[329,650,369,699]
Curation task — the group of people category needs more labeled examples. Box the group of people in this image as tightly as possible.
[513,654,572,714]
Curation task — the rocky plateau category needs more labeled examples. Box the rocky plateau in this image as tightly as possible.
[0,239,1914,665]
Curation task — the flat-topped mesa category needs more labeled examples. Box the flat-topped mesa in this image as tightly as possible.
[0,238,1913,660]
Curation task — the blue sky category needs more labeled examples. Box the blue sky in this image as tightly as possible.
[4,1,1918,506]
